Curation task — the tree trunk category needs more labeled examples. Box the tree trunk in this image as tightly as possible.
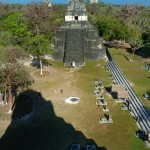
[4,84,7,105]
[36,23,40,36]
[7,73,13,113]
[40,58,43,75]
[35,12,40,36]
[129,48,136,61]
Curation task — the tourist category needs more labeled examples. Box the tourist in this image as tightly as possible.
[60,89,63,94]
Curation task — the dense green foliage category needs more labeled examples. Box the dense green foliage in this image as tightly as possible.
[0,2,150,52]
[96,16,130,41]
[87,3,150,54]
[0,46,32,109]
[87,3,150,51]
[2,12,28,37]
[0,3,66,52]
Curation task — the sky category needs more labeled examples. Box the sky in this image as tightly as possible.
[2,0,150,6]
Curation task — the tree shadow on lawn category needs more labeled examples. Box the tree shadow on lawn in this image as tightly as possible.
[126,47,150,59]
[0,90,107,150]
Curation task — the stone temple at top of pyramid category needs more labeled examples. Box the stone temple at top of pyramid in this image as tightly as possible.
[53,0,107,66]
[65,0,87,21]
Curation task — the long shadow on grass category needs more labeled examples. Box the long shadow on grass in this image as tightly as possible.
[0,90,107,150]
[105,86,116,99]
[126,47,150,58]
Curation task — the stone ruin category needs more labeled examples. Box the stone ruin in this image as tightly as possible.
[53,0,106,66]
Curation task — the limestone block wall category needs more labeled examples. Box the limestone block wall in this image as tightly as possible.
[53,30,65,60]
[64,29,84,66]
[53,22,107,65]
[84,29,102,60]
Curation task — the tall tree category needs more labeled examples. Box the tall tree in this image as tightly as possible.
[118,5,150,33]
[127,25,143,61]
[0,3,13,18]
[0,31,13,47]
[96,16,129,41]
[2,11,30,46]
[25,3,50,35]
[27,34,53,75]
[0,46,32,113]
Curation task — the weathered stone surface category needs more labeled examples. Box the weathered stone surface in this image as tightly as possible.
[53,0,106,66]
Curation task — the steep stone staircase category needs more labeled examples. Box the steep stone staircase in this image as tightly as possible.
[64,29,84,66]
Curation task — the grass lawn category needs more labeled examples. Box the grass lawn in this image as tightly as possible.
[109,48,150,110]
[30,58,148,149]
[0,49,149,150]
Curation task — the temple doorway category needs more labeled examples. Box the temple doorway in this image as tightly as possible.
[75,16,78,21]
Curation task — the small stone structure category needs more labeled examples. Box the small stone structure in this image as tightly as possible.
[117,91,129,100]
[111,84,129,101]
[103,106,109,112]
[96,99,107,106]
[53,0,106,66]
[111,84,126,92]
[99,114,113,124]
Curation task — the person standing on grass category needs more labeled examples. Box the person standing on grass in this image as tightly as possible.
[60,89,63,94]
